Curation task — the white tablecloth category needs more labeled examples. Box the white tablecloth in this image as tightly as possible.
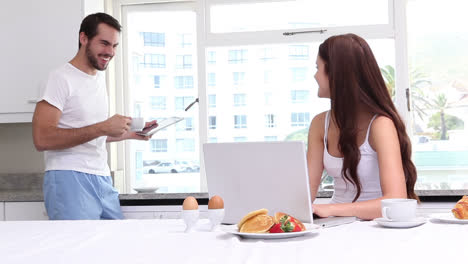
[0,218,466,264]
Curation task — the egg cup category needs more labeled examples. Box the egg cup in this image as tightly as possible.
[182,209,199,233]
[208,209,225,231]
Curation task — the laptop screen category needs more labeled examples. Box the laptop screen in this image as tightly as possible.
[203,141,313,224]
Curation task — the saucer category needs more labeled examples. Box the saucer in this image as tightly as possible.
[374,217,426,228]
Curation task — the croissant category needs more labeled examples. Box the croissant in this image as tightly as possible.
[452,195,468,219]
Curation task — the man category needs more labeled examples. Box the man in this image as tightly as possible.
[32,13,156,220]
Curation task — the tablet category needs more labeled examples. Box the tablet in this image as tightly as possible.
[136,116,184,137]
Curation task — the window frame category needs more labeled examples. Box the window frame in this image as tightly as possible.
[111,0,412,196]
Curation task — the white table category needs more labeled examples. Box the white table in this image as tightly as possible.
[0,218,466,264]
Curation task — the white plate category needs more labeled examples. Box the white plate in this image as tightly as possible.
[222,223,320,239]
[430,213,468,224]
[374,217,426,228]
[133,187,159,193]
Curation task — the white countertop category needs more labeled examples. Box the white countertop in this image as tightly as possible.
[1,215,466,264]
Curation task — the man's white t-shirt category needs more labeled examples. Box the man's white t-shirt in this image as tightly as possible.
[40,63,110,176]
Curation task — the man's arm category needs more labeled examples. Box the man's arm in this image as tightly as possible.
[32,100,131,151]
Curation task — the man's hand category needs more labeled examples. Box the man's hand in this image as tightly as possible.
[106,120,158,142]
[101,114,131,137]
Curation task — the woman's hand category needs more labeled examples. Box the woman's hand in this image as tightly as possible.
[312,204,334,218]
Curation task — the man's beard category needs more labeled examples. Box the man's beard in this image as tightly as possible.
[85,45,107,71]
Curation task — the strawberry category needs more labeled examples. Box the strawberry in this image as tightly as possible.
[269,215,297,233]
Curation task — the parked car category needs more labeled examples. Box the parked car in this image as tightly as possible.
[143,161,180,174]
[174,160,200,172]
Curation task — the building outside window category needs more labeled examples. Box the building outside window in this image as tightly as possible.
[174,76,194,89]
[207,73,216,86]
[207,51,216,64]
[290,67,308,83]
[234,137,247,142]
[141,32,165,47]
[142,54,166,68]
[176,138,195,152]
[153,75,161,88]
[178,33,192,48]
[175,96,194,111]
[209,116,217,129]
[176,117,194,131]
[291,90,310,104]
[264,136,277,141]
[234,115,247,128]
[259,47,274,61]
[291,112,310,127]
[289,45,309,60]
[150,139,168,152]
[208,94,216,108]
[228,49,248,64]
[176,55,192,69]
[233,94,247,107]
[265,114,276,128]
[150,96,166,110]
[232,72,246,86]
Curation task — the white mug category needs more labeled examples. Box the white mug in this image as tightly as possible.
[130,117,145,131]
[381,198,417,221]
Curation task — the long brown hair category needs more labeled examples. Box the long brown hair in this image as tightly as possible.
[318,34,418,202]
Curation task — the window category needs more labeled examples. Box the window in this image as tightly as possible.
[174,76,194,89]
[176,55,192,69]
[291,112,310,127]
[207,73,216,86]
[176,117,194,131]
[178,33,192,48]
[264,92,273,106]
[176,139,195,152]
[406,0,468,191]
[141,54,165,68]
[291,67,308,83]
[141,32,165,47]
[207,51,216,64]
[259,48,274,61]
[150,96,166,110]
[228,49,248,64]
[233,94,246,107]
[291,90,310,104]
[289,45,309,60]
[175,96,194,111]
[208,94,216,108]
[122,3,200,193]
[234,115,247,128]
[119,1,463,196]
[153,75,161,88]
[150,139,167,152]
[209,116,216,129]
[233,72,246,86]
[264,136,277,141]
[265,114,276,128]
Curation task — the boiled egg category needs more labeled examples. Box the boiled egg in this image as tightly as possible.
[208,195,224,209]
[183,196,199,210]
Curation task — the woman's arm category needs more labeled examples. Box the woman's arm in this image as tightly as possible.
[313,116,408,220]
[307,112,326,202]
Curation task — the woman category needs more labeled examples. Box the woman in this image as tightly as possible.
[307,34,418,220]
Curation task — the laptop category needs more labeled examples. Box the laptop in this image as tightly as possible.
[203,141,313,225]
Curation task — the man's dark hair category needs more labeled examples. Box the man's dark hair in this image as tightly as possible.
[78,12,122,48]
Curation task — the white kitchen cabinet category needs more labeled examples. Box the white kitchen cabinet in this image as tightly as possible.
[0,202,4,221]
[5,202,49,221]
[0,0,102,123]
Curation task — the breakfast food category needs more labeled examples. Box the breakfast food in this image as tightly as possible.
[239,214,274,233]
[270,212,306,233]
[208,195,224,209]
[237,209,306,233]
[452,195,468,219]
[182,196,199,210]
[237,208,268,228]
